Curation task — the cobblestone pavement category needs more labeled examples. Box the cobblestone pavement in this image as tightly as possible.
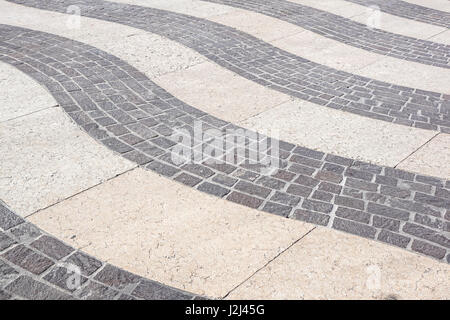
[0,0,449,300]
[0,202,204,300]
[8,0,450,133]
[1,24,448,264]
[203,0,450,67]
[345,0,450,28]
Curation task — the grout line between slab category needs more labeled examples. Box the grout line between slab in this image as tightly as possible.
[0,104,59,124]
[393,131,440,169]
[23,166,139,221]
[221,226,317,299]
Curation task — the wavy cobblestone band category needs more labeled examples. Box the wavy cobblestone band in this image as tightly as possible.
[203,0,450,68]
[7,0,450,133]
[345,0,450,29]
[1,24,448,263]
[0,202,203,300]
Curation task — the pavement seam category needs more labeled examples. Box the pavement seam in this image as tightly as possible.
[0,104,58,124]
[23,166,139,221]
[393,131,441,169]
[221,226,317,299]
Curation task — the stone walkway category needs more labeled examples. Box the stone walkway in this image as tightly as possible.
[0,0,449,300]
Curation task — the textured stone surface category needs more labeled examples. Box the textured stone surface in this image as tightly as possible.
[0,61,56,122]
[0,0,206,80]
[202,0,450,68]
[7,0,450,133]
[240,100,436,167]
[155,61,289,123]
[289,0,449,41]
[0,202,202,300]
[344,0,450,28]
[227,227,450,299]
[0,108,135,217]
[398,134,450,179]
[28,168,313,297]
[0,24,448,262]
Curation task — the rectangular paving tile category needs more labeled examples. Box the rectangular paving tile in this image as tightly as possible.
[0,108,135,216]
[0,62,56,122]
[227,227,450,299]
[240,99,437,168]
[154,61,290,123]
[28,168,313,298]
[398,133,450,179]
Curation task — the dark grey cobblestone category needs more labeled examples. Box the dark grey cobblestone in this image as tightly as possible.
[7,0,450,133]
[0,202,205,300]
[0,26,448,263]
[204,0,450,66]
[344,0,450,29]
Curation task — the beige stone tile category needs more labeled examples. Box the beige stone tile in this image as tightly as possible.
[240,99,437,167]
[350,8,447,41]
[0,62,56,122]
[357,57,450,94]
[209,10,303,42]
[290,0,448,42]
[227,227,450,300]
[288,0,367,18]
[28,168,314,298]
[397,133,450,179]
[0,1,205,78]
[154,61,290,122]
[0,108,135,217]
[428,30,450,46]
[401,0,450,12]
[272,32,381,72]
[111,0,238,18]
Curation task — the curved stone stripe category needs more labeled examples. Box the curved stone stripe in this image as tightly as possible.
[401,0,450,13]
[8,0,450,133]
[200,0,450,69]
[0,1,437,170]
[287,0,450,44]
[111,0,450,95]
[0,25,448,263]
[0,201,202,300]
[343,0,450,28]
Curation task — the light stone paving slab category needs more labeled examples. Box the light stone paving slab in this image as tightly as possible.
[271,31,384,72]
[0,0,206,79]
[399,0,450,12]
[397,133,450,179]
[429,30,450,46]
[350,8,449,40]
[207,9,304,42]
[227,227,450,300]
[0,61,56,122]
[239,99,437,168]
[154,61,291,123]
[27,168,315,298]
[355,57,450,95]
[0,108,135,217]
[288,0,367,18]
[290,0,449,40]
[113,0,450,93]
[112,0,238,18]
